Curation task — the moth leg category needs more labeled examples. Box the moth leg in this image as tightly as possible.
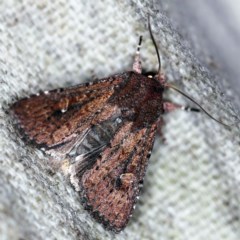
[158,102,199,141]
[163,101,200,113]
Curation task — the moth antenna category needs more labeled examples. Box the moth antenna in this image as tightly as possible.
[148,15,161,75]
[137,35,142,54]
[132,36,143,74]
[165,83,232,128]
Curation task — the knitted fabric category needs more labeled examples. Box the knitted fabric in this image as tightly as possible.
[0,1,239,239]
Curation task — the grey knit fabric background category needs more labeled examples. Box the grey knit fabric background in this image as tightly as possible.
[1,1,240,240]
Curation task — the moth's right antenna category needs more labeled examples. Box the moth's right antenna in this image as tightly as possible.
[165,83,232,128]
[148,15,161,76]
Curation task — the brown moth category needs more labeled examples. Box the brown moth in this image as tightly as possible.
[10,19,228,232]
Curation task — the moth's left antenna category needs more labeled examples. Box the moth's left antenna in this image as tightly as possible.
[148,15,161,76]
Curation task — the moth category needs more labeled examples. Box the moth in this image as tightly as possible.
[10,20,228,232]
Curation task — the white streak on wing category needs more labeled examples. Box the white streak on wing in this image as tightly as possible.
[69,155,85,192]
[75,154,85,162]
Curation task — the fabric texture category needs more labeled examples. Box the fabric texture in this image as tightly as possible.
[0,1,239,239]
